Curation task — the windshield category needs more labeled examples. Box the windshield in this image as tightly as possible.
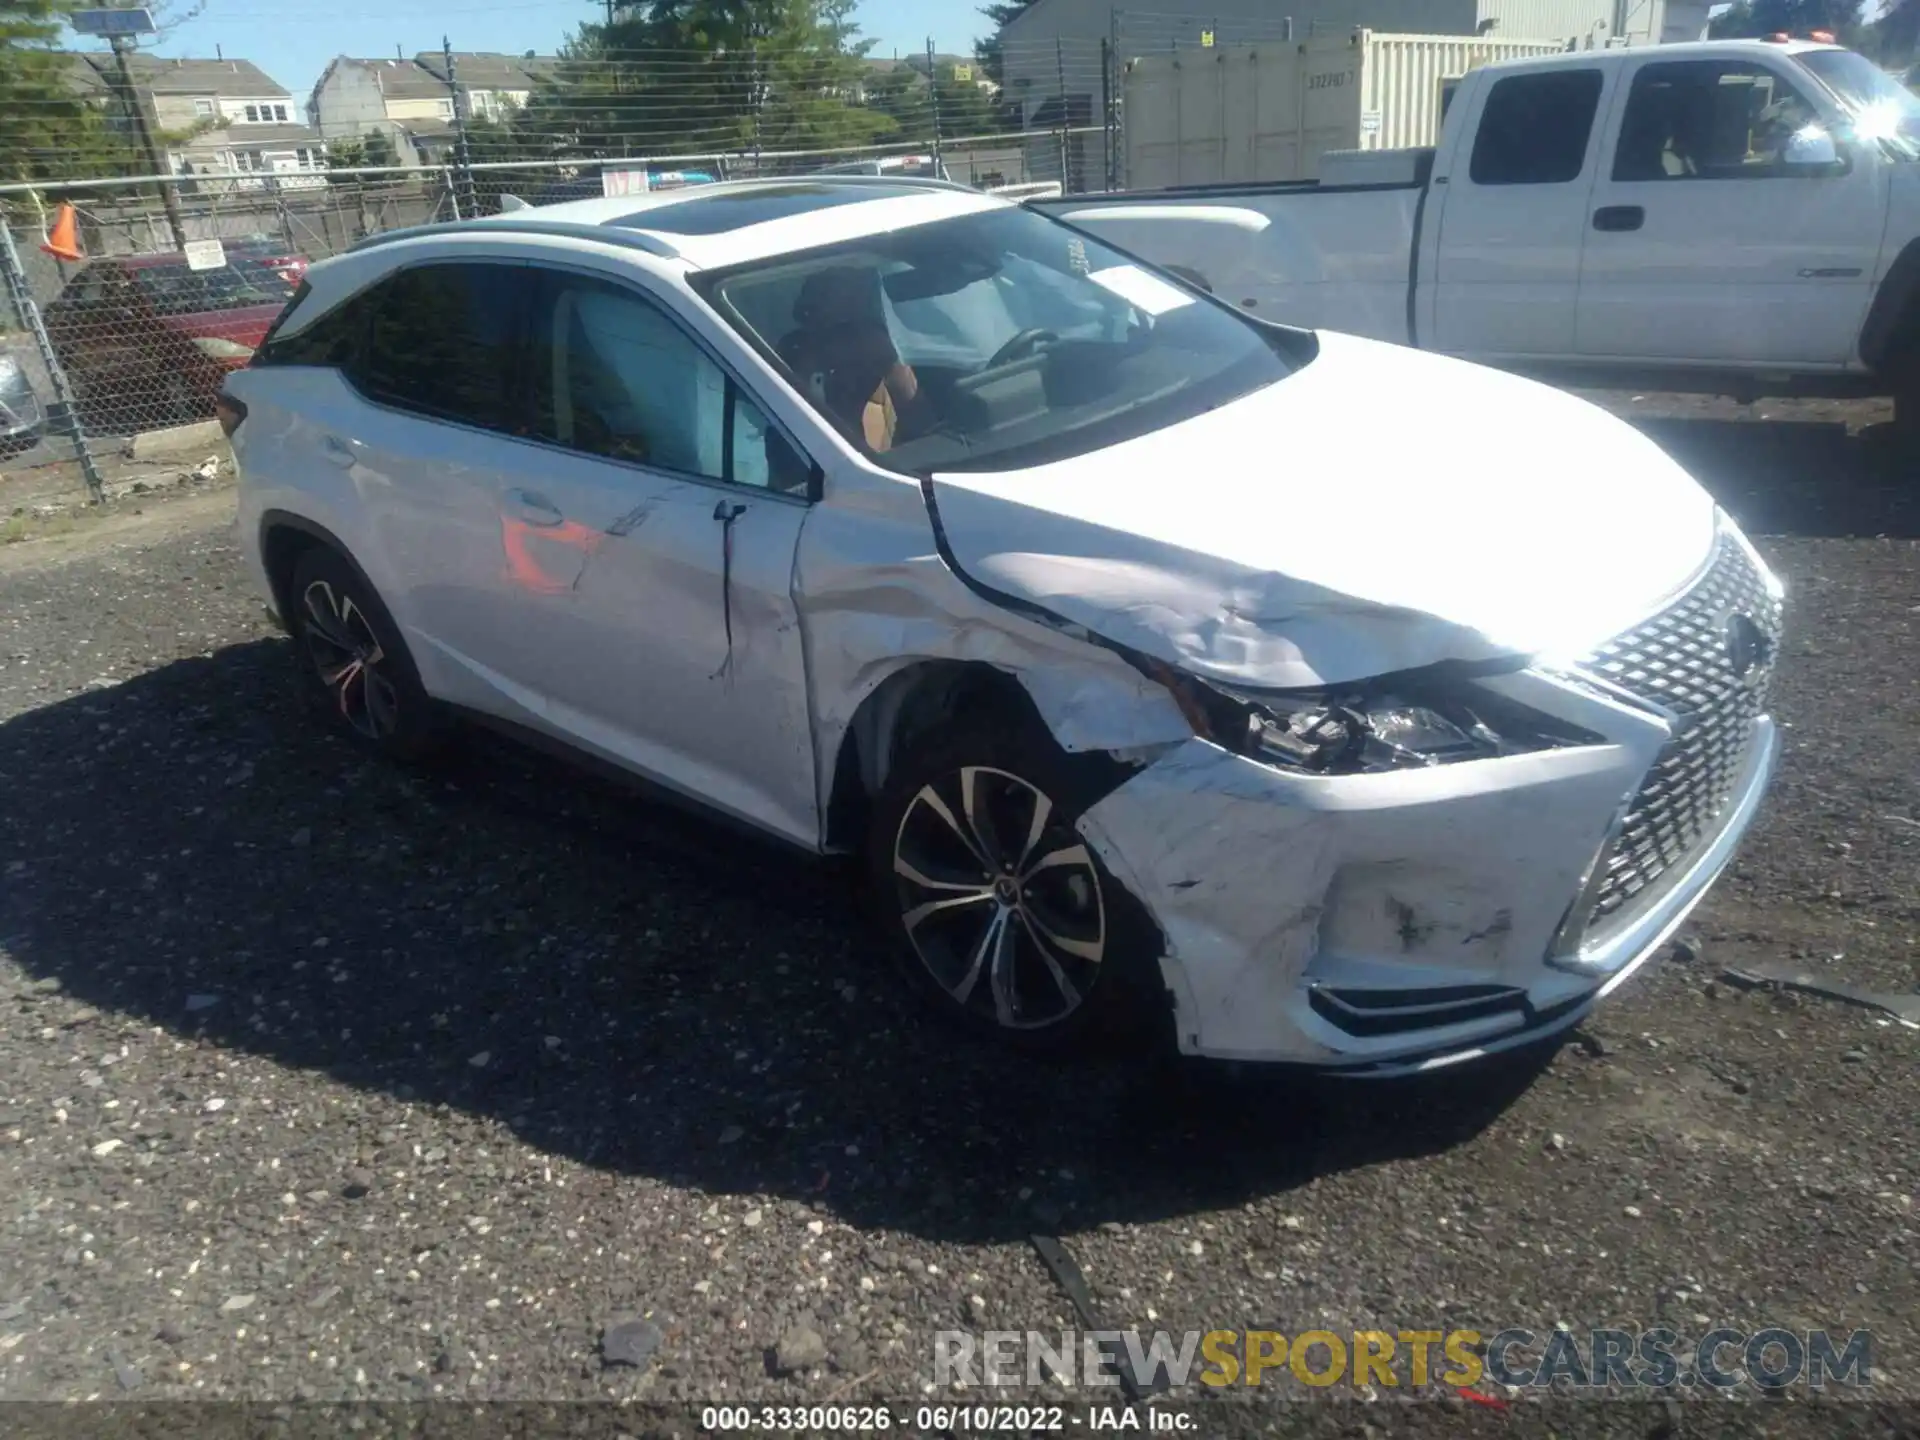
[1797,49,1920,158]
[695,205,1299,475]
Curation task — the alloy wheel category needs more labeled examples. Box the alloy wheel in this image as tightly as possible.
[300,579,398,739]
[892,765,1106,1030]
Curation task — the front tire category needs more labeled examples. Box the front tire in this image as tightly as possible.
[867,715,1168,1056]
[287,546,441,762]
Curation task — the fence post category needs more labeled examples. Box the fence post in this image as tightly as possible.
[1054,39,1070,192]
[927,37,943,172]
[0,222,104,504]
[1101,36,1115,191]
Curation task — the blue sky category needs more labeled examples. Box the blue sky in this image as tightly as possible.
[79,0,987,106]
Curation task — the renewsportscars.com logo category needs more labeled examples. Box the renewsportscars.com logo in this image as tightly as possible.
[933,1327,1873,1394]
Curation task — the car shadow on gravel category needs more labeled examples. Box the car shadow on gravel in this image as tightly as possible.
[0,639,1552,1245]
[1628,416,1920,539]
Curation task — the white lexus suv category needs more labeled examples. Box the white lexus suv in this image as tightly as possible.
[221,176,1785,1075]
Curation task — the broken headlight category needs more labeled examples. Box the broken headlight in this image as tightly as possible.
[1152,663,1597,775]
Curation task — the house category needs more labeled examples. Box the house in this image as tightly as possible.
[309,57,456,167]
[997,0,1676,129]
[412,51,556,122]
[309,52,556,168]
[65,52,326,187]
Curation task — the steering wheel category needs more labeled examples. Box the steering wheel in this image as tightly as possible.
[983,328,1058,370]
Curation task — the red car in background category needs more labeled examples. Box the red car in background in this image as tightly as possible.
[43,251,301,432]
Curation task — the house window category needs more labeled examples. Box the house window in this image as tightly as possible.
[438,98,454,117]
[272,103,289,121]
[295,147,313,167]
[244,104,261,122]
[193,97,214,116]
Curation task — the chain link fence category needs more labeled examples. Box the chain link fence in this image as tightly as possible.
[1,116,1115,499]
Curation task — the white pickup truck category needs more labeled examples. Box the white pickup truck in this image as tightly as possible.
[1037,38,1920,428]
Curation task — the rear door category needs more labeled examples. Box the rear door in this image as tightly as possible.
[1426,63,1611,359]
[1574,54,1880,366]
[321,259,546,715]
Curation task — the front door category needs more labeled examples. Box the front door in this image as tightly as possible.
[494,266,819,845]
[1426,63,1610,359]
[1575,55,1881,366]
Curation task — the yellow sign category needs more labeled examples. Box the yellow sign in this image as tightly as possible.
[1200,29,1214,46]
[952,63,973,81]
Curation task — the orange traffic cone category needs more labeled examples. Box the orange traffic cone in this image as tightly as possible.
[41,203,82,263]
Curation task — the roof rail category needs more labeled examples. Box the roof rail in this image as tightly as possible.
[346,218,682,260]
[785,171,985,196]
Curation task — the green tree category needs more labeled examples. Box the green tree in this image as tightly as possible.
[327,128,397,171]
[974,0,1034,87]
[0,0,141,184]
[516,0,889,159]
[863,61,1002,141]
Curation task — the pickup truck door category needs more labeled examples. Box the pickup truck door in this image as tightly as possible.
[1575,54,1881,367]
[1425,63,1611,359]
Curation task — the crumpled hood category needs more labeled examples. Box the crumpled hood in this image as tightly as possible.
[927,330,1719,690]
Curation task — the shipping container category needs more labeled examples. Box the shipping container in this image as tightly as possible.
[1123,30,1571,188]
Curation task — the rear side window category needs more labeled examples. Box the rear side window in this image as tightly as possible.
[357,262,528,431]
[1469,70,1605,185]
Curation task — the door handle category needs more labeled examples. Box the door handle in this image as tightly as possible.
[320,434,356,467]
[1592,205,1645,232]
[504,487,564,527]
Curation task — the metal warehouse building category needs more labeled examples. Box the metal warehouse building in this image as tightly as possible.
[1001,0,1714,128]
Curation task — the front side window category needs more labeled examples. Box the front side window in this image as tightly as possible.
[695,204,1299,476]
[1613,61,1822,181]
[528,271,803,492]
[357,262,527,430]
[1469,70,1604,185]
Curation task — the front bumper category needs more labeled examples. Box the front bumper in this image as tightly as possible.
[1076,675,1779,1072]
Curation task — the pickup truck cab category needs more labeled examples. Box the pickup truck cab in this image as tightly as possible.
[1040,40,1920,424]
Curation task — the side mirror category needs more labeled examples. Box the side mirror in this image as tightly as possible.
[1783,125,1845,172]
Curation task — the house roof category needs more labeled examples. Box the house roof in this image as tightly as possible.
[322,57,449,101]
[72,52,289,97]
[413,51,556,91]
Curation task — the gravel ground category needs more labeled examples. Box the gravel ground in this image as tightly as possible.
[0,393,1914,1430]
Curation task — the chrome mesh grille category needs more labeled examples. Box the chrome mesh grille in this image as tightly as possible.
[1580,530,1782,929]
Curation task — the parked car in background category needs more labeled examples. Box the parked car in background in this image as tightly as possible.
[1043,38,1920,433]
[228,233,311,287]
[0,346,46,460]
[43,253,297,432]
[222,178,1784,1075]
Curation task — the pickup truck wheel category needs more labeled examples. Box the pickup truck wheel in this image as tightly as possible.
[867,717,1169,1058]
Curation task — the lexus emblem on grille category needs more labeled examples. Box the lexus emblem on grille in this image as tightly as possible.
[1724,611,1773,681]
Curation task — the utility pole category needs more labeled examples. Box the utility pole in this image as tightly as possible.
[109,34,186,250]
[444,37,477,216]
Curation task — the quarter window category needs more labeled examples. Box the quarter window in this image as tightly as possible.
[356,262,528,430]
[1612,61,1820,181]
[1468,69,1604,185]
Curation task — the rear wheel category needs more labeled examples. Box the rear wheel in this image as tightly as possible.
[287,546,442,762]
[867,714,1168,1056]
